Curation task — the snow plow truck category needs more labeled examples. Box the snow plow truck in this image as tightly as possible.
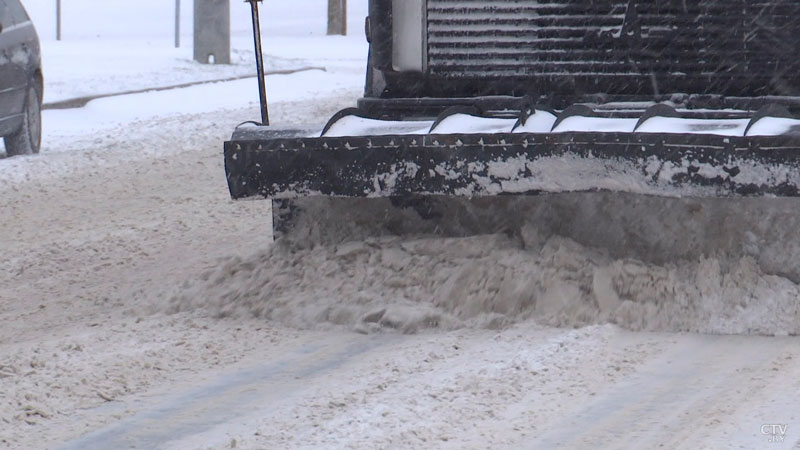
[225,0,800,280]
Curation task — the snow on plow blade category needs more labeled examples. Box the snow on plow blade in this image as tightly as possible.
[225,106,800,201]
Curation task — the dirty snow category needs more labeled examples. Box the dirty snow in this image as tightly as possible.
[169,226,800,337]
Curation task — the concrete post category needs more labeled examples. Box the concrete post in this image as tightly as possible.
[327,0,347,35]
[194,0,231,64]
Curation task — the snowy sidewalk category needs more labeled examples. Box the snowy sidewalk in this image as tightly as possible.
[42,66,325,110]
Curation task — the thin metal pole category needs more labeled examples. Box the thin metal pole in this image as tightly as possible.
[246,0,269,126]
[174,0,180,48]
[56,0,61,40]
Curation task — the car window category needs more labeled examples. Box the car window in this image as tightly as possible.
[4,0,28,25]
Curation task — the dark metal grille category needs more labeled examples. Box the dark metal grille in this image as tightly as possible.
[425,0,800,97]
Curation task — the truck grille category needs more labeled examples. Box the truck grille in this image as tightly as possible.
[425,0,800,96]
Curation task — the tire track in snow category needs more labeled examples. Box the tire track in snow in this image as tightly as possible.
[56,334,396,450]
[525,335,800,450]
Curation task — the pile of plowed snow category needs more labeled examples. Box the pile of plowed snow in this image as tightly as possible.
[167,227,800,336]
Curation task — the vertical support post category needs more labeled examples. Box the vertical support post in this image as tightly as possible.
[175,0,181,48]
[246,0,269,126]
[56,0,62,40]
[194,0,231,64]
[327,0,347,36]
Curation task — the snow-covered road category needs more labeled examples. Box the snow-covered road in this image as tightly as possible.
[54,328,800,450]
[1,76,798,449]
[0,77,361,448]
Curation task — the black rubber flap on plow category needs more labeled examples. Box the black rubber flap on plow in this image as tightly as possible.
[225,131,800,201]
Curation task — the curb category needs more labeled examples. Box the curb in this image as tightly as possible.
[42,66,326,110]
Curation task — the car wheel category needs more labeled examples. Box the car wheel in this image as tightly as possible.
[4,85,42,156]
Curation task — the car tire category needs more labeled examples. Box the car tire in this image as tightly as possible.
[4,85,42,156]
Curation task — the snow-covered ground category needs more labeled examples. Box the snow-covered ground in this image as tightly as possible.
[1,2,800,449]
[25,0,368,103]
[2,0,368,159]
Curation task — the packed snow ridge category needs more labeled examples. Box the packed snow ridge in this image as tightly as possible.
[169,228,800,337]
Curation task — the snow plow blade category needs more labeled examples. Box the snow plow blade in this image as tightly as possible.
[225,110,800,201]
[224,104,800,258]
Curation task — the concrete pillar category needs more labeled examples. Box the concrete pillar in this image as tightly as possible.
[194,0,230,64]
[327,0,347,35]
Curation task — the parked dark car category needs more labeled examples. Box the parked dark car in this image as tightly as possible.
[0,0,41,156]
